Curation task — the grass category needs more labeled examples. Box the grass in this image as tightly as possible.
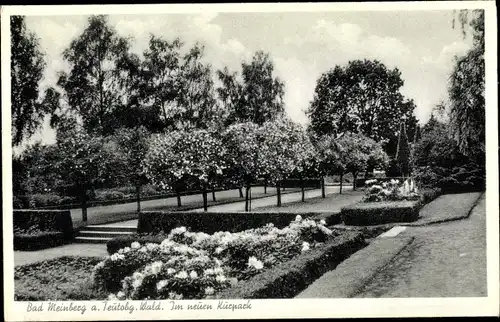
[14,256,107,301]
[417,192,483,224]
[253,190,365,213]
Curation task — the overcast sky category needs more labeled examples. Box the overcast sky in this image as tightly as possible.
[23,10,473,147]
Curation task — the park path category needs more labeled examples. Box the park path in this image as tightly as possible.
[190,185,348,212]
[354,193,486,297]
[14,244,108,267]
[70,186,287,226]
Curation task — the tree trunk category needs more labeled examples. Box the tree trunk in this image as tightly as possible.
[245,185,250,212]
[352,172,358,191]
[202,187,208,212]
[238,187,244,198]
[277,182,282,207]
[136,184,141,213]
[81,191,88,222]
[321,177,326,198]
[211,186,216,202]
[176,189,182,207]
[301,177,305,202]
[264,182,267,194]
[339,173,343,194]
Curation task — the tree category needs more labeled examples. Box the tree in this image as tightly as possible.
[51,15,136,136]
[54,130,113,222]
[217,51,285,125]
[315,134,346,194]
[449,10,485,161]
[307,59,417,155]
[396,121,412,177]
[11,16,51,146]
[144,129,226,211]
[112,126,151,213]
[336,133,386,190]
[223,122,262,211]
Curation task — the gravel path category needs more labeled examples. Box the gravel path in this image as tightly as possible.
[14,244,108,267]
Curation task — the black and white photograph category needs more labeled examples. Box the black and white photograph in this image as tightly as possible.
[2,2,498,320]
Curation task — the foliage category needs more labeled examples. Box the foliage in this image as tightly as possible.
[49,15,137,136]
[93,217,335,299]
[217,51,285,125]
[363,178,419,202]
[10,16,51,146]
[414,163,485,193]
[144,129,226,191]
[15,256,106,301]
[307,59,418,155]
[448,10,485,160]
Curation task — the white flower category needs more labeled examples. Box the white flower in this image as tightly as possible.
[295,215,303,222]
[151,261,163,274]
[203,268,215,276]
[118,248,124,254]
[190,271,198,279]
[146,243,158,251]
[108,293,118,301]
[131,242,141,249]
[117,291,125,299]
[110,253,125,262]
[175,271,188,279]
[171,226,187,235]
[156,280,168,291]
[122,247,131,253]
[205,287,215,295]
[365,179,378,185]
[247,256,264,270]
[139,246,148,253]
[215,247,224,254]
[216,275,226,282]
[167,268,176,275]
[301,242,310,252]
[319,219,327,226]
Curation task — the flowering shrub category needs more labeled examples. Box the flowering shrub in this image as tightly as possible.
[363,178,420,202]
[92,216,335,300]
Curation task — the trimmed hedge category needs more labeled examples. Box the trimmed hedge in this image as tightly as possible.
[341,200,421,226]
[137,211,323,235]
[215,231,366,299]
[419,188,442,204]
[14,210,74,250]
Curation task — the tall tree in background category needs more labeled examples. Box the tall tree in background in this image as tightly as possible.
[11,16,50,146]
[307,59,417,156]
[217,51,285,125]
[396,121,412,177]
[51,15,136,136]
[449,9,485,161]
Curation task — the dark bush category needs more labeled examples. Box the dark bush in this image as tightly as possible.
[216,231,366,299]
[30,193,63,207]
[137,211,323,236]
[95,190,126,201]
[341,200,421,226]
[419,188,442,204]
[13,210,74,250]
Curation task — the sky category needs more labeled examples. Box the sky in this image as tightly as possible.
[22,10,473,148]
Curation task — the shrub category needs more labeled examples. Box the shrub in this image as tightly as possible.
[13,210,74,250]
[341,200,421,226]
[30,193,63,207]
[95,190,126,201]
[107,233,168,255]
[419,188,442,204]
[94,217,336,300]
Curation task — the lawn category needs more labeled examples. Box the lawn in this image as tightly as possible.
[253,190,365,213]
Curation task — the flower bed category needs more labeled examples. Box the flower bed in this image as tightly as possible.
[93,216,344,300]
[363,178,419,202]
[14,210,74,250]
[15,256,106,301]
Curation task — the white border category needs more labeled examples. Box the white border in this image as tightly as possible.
[2,2,499,320]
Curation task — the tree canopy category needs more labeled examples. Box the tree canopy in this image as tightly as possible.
[11,16,50,146]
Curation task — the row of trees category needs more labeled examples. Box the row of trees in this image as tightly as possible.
[14,115,389,218]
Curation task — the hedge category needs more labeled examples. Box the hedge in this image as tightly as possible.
[215,231,366,299]
[419,188,442,204]
[137,211,326,235]
[341,200,421,226]
[14,210,74,250]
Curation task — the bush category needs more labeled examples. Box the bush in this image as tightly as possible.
[216,231,366,299]
[13,210,74,250]
[419,188,442,204]
[30,193,63,207]
[341,200,421,226]
[95,217,337,300]
[107,233,168,255]
[137,211,321,235]
[95,190,126,201]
